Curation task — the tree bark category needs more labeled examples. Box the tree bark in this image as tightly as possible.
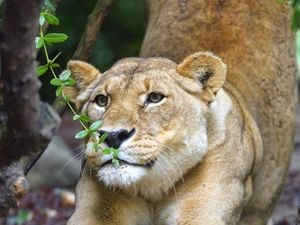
[0,0,42,165]
[0,0,60,221]
[73,0,114,61]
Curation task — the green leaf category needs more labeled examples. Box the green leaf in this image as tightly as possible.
[50,63,60,68]
[55,86,63,96]
[43,12,60,25]
[89,120,103,131]
[35,37,44,49]
[102,148,111,155]
[99,132,108,143]
[111,148,119,158]
[59,69,71,81]
[73,114,81,120]
[50,78,62,86]
[79,114,90,123]
[73,114,90,123]
[44,33,68,43]
[39,15,45,26]
[64,78,76,86]
[112,158,120,167]
[36,65,48,76]
[75,130,89,139]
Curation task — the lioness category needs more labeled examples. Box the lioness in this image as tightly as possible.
[66,52,268,225]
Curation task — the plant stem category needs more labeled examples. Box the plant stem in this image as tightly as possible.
[49,65,58,79]
[40,28,89,131]
[38,17,119,163]
[62,92,89,130]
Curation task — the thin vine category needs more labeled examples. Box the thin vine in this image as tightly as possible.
[35,7,120,167]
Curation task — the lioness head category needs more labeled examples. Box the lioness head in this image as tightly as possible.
[66,52,230,200]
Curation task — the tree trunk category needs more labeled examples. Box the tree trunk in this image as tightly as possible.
[0,2,63,222]
[0,0,43,219]
[0,0,42,166]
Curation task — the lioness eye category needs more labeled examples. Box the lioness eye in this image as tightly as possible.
[147,92,165,104]
[95,94,109,107]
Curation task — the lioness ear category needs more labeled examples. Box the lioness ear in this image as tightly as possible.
[64,60,100,102]
[177,52,227,102]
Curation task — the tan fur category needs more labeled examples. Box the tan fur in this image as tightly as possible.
[68,60,100,89]
[66,51,273,225]
[65,3,296,224]
[63,61,101,104]
[177,52,227,102]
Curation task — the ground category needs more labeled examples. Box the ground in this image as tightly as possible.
[5,105,300,225]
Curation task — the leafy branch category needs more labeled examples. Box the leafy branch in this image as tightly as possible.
[35,8,119,167]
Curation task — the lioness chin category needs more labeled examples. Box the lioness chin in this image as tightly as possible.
[66,52,263,225]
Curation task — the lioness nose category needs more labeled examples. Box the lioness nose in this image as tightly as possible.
[98,128,135,149]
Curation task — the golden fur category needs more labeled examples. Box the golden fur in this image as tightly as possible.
[66,2,297,224]
[66,52,266,225]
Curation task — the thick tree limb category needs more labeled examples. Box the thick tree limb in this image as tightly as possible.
[52,0,114,116]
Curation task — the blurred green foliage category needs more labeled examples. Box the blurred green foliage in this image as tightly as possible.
[38,0,145,102]
[7,209,33,225]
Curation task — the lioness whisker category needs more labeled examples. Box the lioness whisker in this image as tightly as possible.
[153,157,178,202]
[155,142,185,183]
[159,151,185,183]
[58,146,85,174]
[70,144,86,152]
[77,162,89,203]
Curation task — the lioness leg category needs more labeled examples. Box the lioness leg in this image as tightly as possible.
[67,173,152,225]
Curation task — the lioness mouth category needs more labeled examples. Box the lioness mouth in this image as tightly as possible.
[100,158,156,169]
